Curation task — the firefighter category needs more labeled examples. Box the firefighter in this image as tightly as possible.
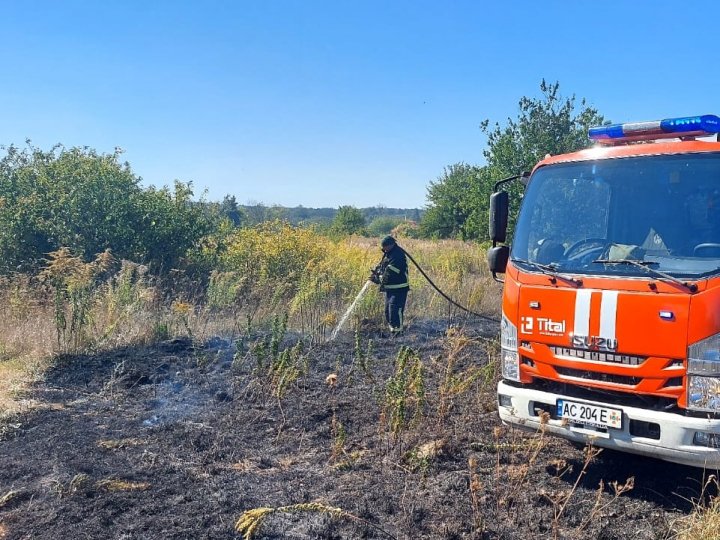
[369,235,409,334]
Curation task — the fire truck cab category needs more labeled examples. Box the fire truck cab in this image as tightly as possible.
[488,115,720,468]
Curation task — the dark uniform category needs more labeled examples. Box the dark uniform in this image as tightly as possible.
[371,237,410,333]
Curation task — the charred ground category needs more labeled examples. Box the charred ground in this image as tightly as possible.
[0,317,713,539]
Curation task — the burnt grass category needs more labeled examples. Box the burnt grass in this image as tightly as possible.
[0,316,715,539]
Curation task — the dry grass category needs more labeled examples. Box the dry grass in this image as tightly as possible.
[96,438,146,450]
[676,500,720,540]
[0,297,54,414]
[0,277,55,409]
[235,502,396,540]
[675,478,720,540]
[226,457,297,475]
[96,479,151,492]
[0,359,44,413]
[235,503,346,539]
[0,489,23,509]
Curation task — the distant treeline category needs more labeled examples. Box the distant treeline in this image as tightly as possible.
[218,197,421,227]
[210,198,424,242]
[244,204,422,226]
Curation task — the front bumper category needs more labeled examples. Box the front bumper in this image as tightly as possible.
[498,380,720,469]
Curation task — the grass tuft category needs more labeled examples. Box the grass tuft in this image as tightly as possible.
[0,489,23,508]
[235,503,344,539]
[96,479,151,492]
[675,477,720,540]
[96,438,145,450]
[235,502,396,540]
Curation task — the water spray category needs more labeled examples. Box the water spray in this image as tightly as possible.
[329,280,372,341]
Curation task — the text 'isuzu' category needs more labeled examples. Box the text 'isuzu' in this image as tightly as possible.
[488,114,720,468]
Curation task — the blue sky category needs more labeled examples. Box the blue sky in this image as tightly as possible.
[1,1,718,209]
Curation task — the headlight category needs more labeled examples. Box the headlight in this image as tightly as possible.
[688,376,720,412]
[501,313,519,382]
[687,333,720,412]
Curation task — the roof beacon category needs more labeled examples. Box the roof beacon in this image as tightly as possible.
[589,115,720,145]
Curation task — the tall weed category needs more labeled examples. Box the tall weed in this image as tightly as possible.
[381,346,425,440]
[40,248,115,352]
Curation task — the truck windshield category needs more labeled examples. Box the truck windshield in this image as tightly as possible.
[511,152,720,279]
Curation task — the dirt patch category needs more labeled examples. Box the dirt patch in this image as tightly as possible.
[0,318,710,539]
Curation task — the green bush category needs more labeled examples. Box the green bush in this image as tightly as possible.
[0,144,216,273]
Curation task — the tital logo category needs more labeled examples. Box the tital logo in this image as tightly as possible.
[521,316,566,336]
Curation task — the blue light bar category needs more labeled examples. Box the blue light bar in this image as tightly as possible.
[589,115,720,144]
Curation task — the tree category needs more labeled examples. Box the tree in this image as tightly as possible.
[133,180,216,271]
[367,215,403,237]
[331,205,366,235]
[220,195,244,226]
[480,80,606,240]
[420,164,490,240]
[0,144,215,273]
[481,79,605,176]
[0,144,142,271]
[420,80,606,241]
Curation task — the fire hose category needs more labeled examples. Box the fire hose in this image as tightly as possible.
[373,246,499,323]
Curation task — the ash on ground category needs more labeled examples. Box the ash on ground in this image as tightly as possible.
[0,318,707,539]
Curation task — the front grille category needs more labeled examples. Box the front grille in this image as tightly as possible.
[556,366,641,386]
[550,346,645,366]
[662,377,683,388]
[522,378,679,412]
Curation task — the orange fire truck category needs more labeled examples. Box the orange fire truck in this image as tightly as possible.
[488,115,720,468]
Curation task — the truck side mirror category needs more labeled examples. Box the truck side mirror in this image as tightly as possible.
[489,191,509,244]
[488,246,509,275]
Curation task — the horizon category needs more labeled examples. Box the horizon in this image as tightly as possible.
[234,201,423,211]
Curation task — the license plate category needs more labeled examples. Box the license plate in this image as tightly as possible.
[556,399,622,429]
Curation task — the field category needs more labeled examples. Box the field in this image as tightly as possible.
[0,237,716,539]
